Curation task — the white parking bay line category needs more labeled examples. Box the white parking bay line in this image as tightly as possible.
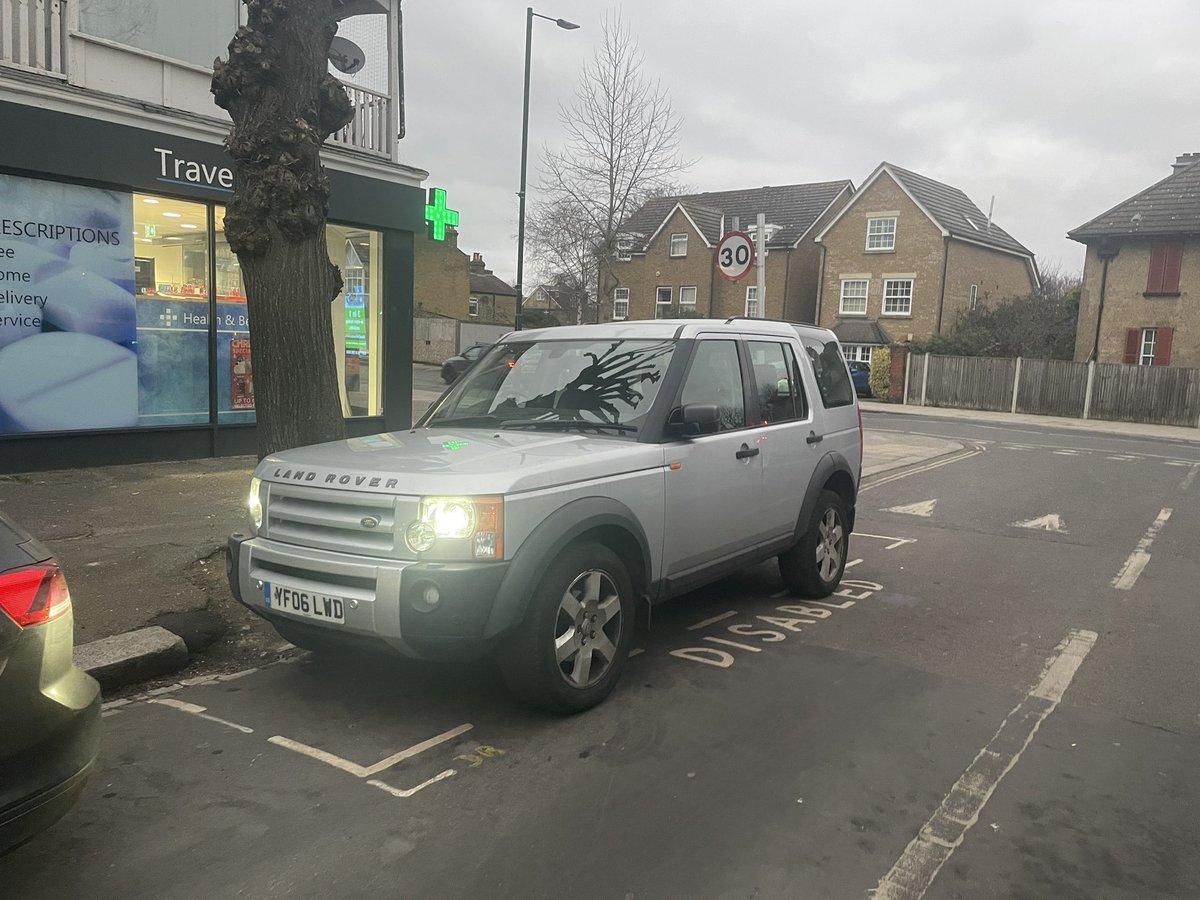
[268,723,474,778]
[1178,465,1200,492]
[148,698,254,734]
[1112,508,1172,591]
[368,770,457,799]
[873,629,1098,900]
[688,610,738,631]
[860,449,984,493]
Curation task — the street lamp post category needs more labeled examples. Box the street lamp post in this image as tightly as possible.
[515,7,578,331]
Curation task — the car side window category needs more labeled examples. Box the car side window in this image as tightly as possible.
[747,340,807,424]
[801,337,855,409]
[679,339,745,432]
[464,345,483,361]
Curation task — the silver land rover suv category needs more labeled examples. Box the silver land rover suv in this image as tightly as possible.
[227,319,862,713]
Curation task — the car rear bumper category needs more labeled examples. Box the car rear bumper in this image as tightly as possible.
[0,628,101,854]
[227,533,510,661]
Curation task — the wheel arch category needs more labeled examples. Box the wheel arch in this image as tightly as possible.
[483,497,653,639]
[795,451,858,540]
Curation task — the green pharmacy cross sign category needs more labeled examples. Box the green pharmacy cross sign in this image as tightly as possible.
[424,187,460,241]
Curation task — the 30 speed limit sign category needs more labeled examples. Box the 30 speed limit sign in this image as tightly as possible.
[715,231,755,281]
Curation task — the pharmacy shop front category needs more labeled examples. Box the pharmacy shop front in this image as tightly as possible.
[0,100,423,473]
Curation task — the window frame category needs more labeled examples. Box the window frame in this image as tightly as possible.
[669,233,688,258]
[468,296,479,317]
[747,339,808,425]
[673,337,749,434]
[679,286,698,308]
[882,278,914,316]
[842,344,873,364]
[616,238,633,262]
[745,285,760,318]
[866,216,897,251]
[839,278,869,316]
[1139,328,1157,366]
[613,287,630,320]
[655,286,673,318]
[969,284,979,310]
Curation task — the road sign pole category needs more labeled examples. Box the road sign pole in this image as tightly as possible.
[755,213,765,318]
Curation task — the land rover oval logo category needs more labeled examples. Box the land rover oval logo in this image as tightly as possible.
[360,516,380,529]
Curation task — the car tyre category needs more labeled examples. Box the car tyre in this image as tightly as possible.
[441,365,457,384]
[779,489,849,598]
[499,541,635,714]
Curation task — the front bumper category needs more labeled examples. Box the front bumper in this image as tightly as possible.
[227,533,510,660]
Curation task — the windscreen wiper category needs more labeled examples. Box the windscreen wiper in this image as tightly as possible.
[500,418,637,434]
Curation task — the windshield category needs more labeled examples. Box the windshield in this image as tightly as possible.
[426,339,676,432]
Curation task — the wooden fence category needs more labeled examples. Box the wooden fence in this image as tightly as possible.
[904,353,1200,428]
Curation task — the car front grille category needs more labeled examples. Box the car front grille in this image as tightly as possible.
[264,482,405,557]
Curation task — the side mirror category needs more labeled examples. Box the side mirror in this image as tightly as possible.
[670,403,720,436]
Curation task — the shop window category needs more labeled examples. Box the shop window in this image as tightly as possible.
[78,0,241,70]
[214,206,253,424]
[132,193,212,426]
[328,224,383,417]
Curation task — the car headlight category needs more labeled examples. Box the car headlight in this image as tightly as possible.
[248,476,263,531]
[406,496,503,560]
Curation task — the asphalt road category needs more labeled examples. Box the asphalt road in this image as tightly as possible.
[4,411,1200,899]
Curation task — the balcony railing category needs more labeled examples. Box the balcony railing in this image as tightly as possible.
[0,0,67,77]
[330,82,393,158]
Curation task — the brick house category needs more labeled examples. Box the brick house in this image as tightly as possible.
[468,253,517,325]
[814,163,1038,365]
[414,235,515,326]
[1069,153,1200,368]
[608,182,854,323]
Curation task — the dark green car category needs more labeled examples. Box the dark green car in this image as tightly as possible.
[0,513,101,854]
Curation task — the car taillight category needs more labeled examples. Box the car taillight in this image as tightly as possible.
[0,563,71,628]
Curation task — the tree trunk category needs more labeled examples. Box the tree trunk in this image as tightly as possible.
[211,0,354,459]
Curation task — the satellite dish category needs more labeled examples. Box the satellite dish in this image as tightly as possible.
[329,36,366,75]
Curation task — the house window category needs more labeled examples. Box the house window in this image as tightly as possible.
[468,297,479,317]
[745,286,760,318]
[1124,327,1173,366]
[679,286,697,308]
[670,233,688,257]
[613,288,630,320]
[78,0,241,70]
[839,279,868,315]
[655,286,672,318]
[616,238,633,262]
[842,344,873,364]
[1140,328,1157,365]
[969,284,979,310]
[882,279,913,316]
[1145,242,1183,295]
[867,217,897,251]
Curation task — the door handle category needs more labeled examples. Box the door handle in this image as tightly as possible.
[806,431,823,445]
[735,444,759,460]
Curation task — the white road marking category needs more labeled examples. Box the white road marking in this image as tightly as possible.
[688,610,738,631]
[845,558,863,569]
[860,449,985,492]
[703,636,762,652]
[1179,465,1200,492]
[1009,513,1068,534]
[629,648,645,657]
[853,532,918,550]
[148,698,254,734]
[1112,508,1172,591]
[1165,460,1196,467]
[368,770,457,799]
[1107,455,1138,461]
[1053,449,1084,456]
[1001,446,1034,451]
[268,723,474,778]
[882,499,938,517]
[873,629,1097,900]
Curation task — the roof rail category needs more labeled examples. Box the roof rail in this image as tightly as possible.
[722,315,807,326]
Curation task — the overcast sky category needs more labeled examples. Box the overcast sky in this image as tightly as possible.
[398,0,1200,288]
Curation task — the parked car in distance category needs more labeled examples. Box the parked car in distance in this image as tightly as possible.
[441,343,493,383]
[0,513,101,855]
[228,319,862,714]
[848,361,871,397]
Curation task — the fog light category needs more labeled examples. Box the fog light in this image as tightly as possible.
[405,520,436,554]
[411,581,441,613]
